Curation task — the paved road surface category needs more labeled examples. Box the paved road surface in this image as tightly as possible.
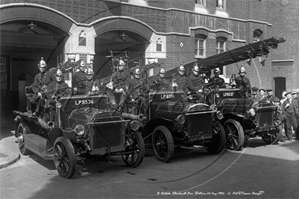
[0,134,298,199]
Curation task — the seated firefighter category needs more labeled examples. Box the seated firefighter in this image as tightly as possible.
[29,57,53,116]
[113,62,130,109]
[172,64,187,92]
[127,68,148,115]
[45,69,71,120]
[150,68,171,91]
[187,65,205,102]
[72,60,88,91]
[208,68,226,88]
[235,66,251,98]
[74,68,100,95]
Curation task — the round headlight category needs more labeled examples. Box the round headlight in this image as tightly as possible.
[216,110,223,120]
[130,121,142,131]
[248,108,256,117]
[74,124,85,136]
[56,102,62,108]
[176,115,185,125]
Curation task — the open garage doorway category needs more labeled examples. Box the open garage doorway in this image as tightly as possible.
[0,20,69,122]
[94,30,150,78]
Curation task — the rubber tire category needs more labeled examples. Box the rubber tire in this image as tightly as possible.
[205,121,226,154]
[262,120,283,144]
[152,126,174,163]
[16,122,31,155]
[53,137,76,179]
[122,131,145,168]
[224,119,245,151]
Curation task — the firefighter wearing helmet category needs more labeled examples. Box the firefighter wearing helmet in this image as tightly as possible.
[235,66,251,98]
[208,68,226,88]
[72,59,88,92]
[151,67,170,91]
[29,57,53,116]
[75,68,100,95]
[127,68,148,115]
[46,69,71,99]
[172,64,187,91]
[113,61,130,109]
[187,65,205,92]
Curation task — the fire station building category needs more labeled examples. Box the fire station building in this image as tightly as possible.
[0,0,298,113]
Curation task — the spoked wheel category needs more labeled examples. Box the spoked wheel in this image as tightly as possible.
[16,122,31,155]
[262,120,283,144]
[205,121,226,154]
[152,126,174,163]
[122,131,145,168]
[224,119,245,151]
[53,137,76,179]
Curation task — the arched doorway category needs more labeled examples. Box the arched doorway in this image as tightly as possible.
[0,4,72,122]
[274,77,286,99]
[93,17,154,78]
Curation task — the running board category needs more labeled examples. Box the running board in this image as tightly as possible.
[25,134,53,160]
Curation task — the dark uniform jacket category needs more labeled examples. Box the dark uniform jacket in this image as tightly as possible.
[113,70,130,90]
[72,70,87,88]
[187,73,204,91]
[235,76,251,90]
[31,71,52,94]
[128,77,145,99]
[77,77,101,95]
[235,75,251,97]
[173,73,187,91]
[46,80,70,99]
[151,76,170,91]
[208,76,226,88]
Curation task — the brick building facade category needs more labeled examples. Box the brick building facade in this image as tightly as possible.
[0,0,298,107]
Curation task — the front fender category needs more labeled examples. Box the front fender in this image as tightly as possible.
[142,117,174,142]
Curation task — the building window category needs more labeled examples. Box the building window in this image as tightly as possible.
[253,29,263,42]
[216,0,226,9]
[79,30,86,46]
[195,0,205,6]
[195,35,206,58]
[216,38,227,74]
[127,0,148,6]
[156,38,162,52]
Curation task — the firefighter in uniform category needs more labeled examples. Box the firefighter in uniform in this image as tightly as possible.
[187,65,205,102]
[172,64,187,92]
[208,68,226,88]
[46,69,71,121]
[113,62,130,109]
[30,57,53,116]
[151,68,170,91]
[128,68,148,115]
[75,68,100,95]
[72,60,87,91]
[235,67,251,98]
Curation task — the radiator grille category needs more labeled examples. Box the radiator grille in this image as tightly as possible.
[255,108,274,127]
[89,122,126,149]
[187,113,212,138]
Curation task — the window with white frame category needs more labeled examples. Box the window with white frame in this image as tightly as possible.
[127,0,148,6]
[156,38,162,52]
[253,29,263,42]
[216,0,226,9]
[195,34,206,58]
[216,37,227,74]
[195,0,205,6]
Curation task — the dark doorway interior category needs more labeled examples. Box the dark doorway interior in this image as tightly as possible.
[274,77,286,99]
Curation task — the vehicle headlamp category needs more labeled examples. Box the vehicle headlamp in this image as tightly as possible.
[130,120,142,131]
[248,108,256,117]
[216,110,223,120]
[176,115,185,125]
[56,102,62,108]
[74,124,85,136]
